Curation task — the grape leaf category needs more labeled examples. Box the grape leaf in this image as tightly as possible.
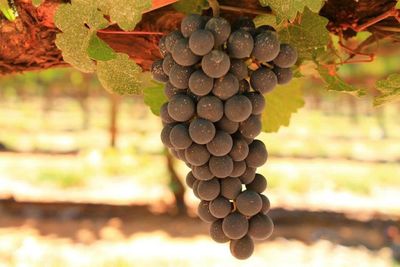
[97,54,143,95]
[262,79,305,133]
[0,0,17,21]
[144,83,167,116]
[87,35,117,61]
[317,66,361,94]
[32,0,43,7]
[396,0,400,9]
[259,0,325,22]
[173,0,208,14]
[98,0,152,31]
[253,14,277,28]
[374,73,400,106]
[54,1,108,72]
[279,8,330,61]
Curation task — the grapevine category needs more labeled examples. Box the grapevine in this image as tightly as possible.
[152,13,297,259]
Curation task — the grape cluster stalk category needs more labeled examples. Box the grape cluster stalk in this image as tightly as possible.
[152,14,297,260]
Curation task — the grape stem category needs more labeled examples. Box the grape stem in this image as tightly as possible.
[208,0,220,17]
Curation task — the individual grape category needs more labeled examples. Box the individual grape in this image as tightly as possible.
[222,212,249,239]
[248,213,274,240]
[165,30,183,53]
[273,43,298,68]
[220,177,242,200]
[210,220,230,243]
[230,235,254,260]
[169,64,193,89]
[255,25,276,34]
[167,94,195,122]
[245,92,265,115]
[162,53,176,76]
[185,144,210,166]
[172,38,200,66]
[192,164,214,181]
[232,17,256,33]
[229,138,249,161]
[239,115,262,139]
[238,79,250,93]
[260,194,271,214]
[246,173,267,193]
[188,70,214,96]
[181,14,207,37]
[164,82,185,100]
[251,30,280,62]
[230,59,248,80]
[202,50,231,78]
[160,124,174,148]
[197,178,220,201]
[151,60,169,83]
[189,29,215,56]
[250,67,278,94]
[176,149,187,162]
[206,131,233,157]
[158,35,168,56]
[197,96,224,122]
[209,196,232,218]
[227,30,254,59]
[189,118,216,145]
[224,95,252,122]
[160,102,175,124]
[236,190,263,216]
[246,140,268,168]
[240,167,256,184]
[216,116,239,134]
[273,66,293,84]
[212,73,239,100]
[170,124,192,149]
[209,155,234,178]
[198,200,218,223]
[231,160,247,177]
[205,17,231,46]
[186,171,197,188]
[192,180,200,199]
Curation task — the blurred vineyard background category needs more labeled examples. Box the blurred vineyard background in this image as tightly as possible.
[0,54,400,267]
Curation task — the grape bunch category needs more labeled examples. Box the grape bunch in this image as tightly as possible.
[152,14,297,260]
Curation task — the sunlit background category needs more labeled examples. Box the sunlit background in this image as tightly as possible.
[0,54,399,267]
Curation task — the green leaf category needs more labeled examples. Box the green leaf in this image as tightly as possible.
[144,83,167,116]
[0,0,17,21]
[97,53,143,95]
[317,66,360,94]
[279,8,330,61]
[32,0,43,7]
[99,0,152,31]
[374,73,400,106]
[87,35,117,61]
[173,0,208,14]
[262,79,305,133]
[259,0,325,22]
[396,0,400,9]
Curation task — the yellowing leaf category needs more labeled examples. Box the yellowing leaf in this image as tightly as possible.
[262,79,305,133]
[97,54,143,95]
[99,0,152,31]
[55,27,96,72]
[374,73,400,106]
[259,0,325,22]
[173,0,208,14]
[279,8,330,61]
